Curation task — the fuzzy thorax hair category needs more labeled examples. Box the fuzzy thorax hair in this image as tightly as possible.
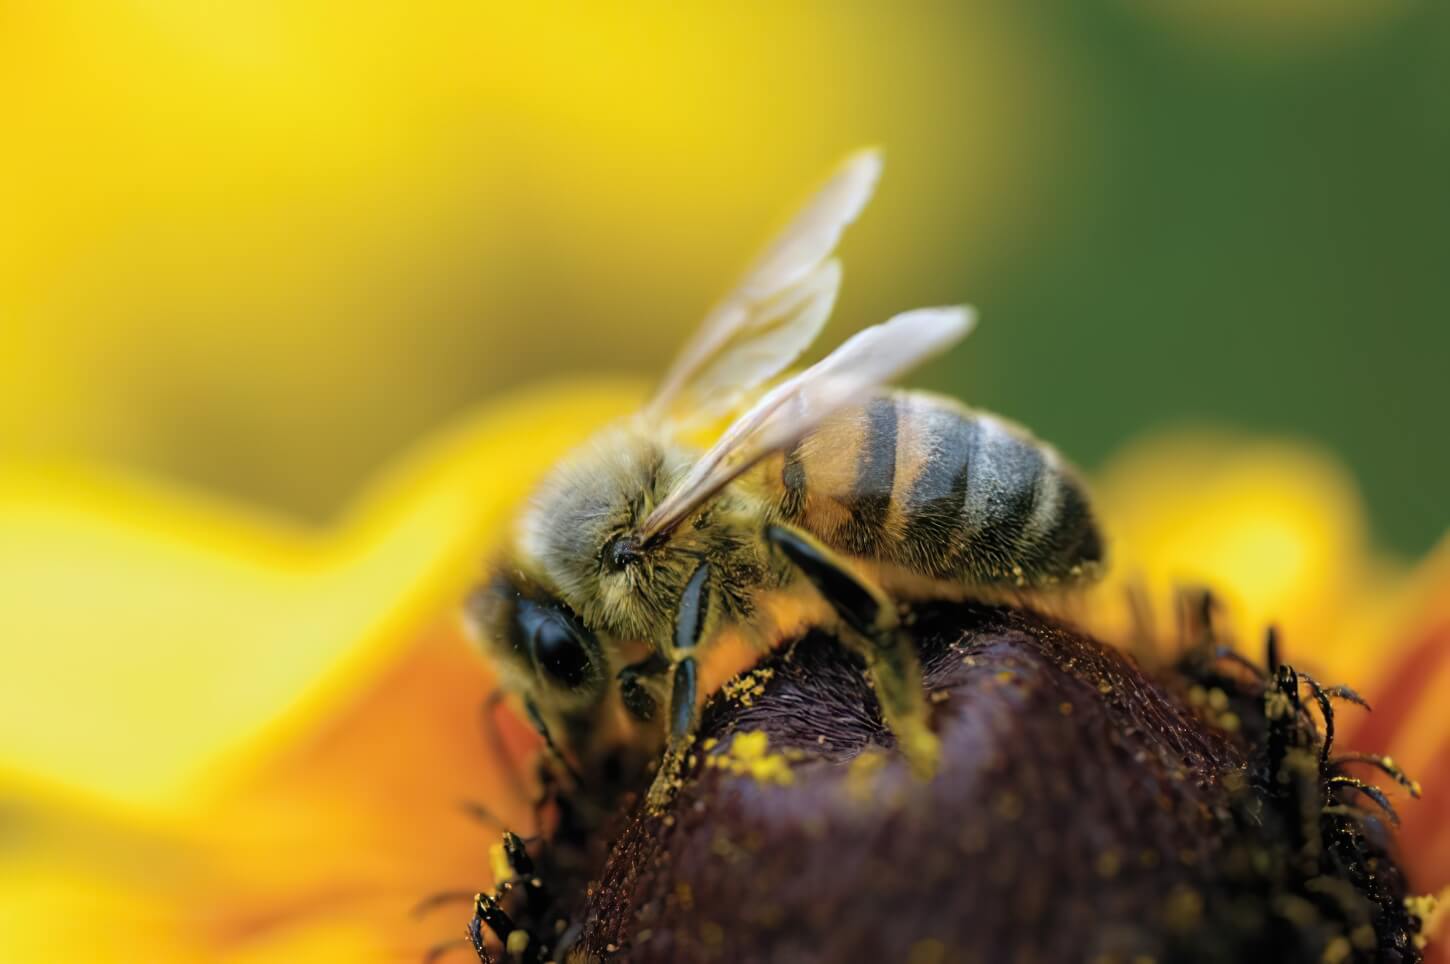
[518,423,777,647]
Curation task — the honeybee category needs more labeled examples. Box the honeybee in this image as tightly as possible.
[467,150,1103,810]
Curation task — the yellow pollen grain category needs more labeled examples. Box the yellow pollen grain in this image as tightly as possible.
[1406,891,1446,950]
[723,667,775,707]
[1264,689,1294,720]
[847,749,888,803]
[906,938,947,964]
[732,731,769,761]
[506,931,530,955]
[709,731,796,787]
[488,842,514,884]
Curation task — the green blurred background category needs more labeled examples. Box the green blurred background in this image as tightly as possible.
[4,1,1447,554]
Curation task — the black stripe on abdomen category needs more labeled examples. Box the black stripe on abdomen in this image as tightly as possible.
[839,395,898,555]
[961,424,1046,582]
[898,407,977,575]
[1038,474,1103,576]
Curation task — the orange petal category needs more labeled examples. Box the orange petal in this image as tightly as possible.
[1345,535,1450,896]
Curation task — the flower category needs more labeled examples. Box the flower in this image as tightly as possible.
[1343,540,1450,957]
[1088,429,1450,960]
[0,381,642,961]
[1,389,1446,961]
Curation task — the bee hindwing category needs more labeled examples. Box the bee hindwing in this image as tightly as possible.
[647,150,882,424]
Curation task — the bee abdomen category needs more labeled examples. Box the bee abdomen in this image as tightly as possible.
[769,392,1102,588]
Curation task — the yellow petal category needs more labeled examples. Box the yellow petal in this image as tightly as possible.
[1087,430,1404,682]
[0,380,641,812]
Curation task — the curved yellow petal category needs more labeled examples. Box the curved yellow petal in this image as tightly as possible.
[0,380,642,812]
[1087,430,1405,681]
[6,399,1447,961]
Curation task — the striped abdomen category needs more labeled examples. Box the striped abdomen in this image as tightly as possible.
[762,390,1103,588]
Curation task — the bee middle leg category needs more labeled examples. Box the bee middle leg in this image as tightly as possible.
[645,560,711,812]
[765,524,941,778]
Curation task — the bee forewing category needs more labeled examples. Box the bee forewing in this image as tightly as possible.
[647,150,883,423]
[731,149,882,302]
[639,306,975,541]
[662,259,841,421]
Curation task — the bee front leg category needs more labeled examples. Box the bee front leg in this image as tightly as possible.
[617,651,671,723]
[522,696,581,787]
[645,561,710,813]
[765,524,940,779]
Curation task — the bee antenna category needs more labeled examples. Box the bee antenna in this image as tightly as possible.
[412,890,478,920]
[458,799,505,829]
[421,937,472,964]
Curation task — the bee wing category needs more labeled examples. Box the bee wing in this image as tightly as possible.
[646,149,883,424]
[638,306,975,542]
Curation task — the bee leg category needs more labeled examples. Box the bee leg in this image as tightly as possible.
[522,696,581,787]
[478,689,543,820]
[467,892,512,963]
[765,524,940,779]
[617,651,670,722]
[646,561,711,812]
[645,654,699,813]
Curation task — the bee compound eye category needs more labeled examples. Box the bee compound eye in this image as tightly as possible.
[530,611,595,689]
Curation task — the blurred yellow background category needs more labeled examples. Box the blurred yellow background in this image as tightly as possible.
[8,1,1444,551]
[3,3,1037,522]
[3,3,1449,961]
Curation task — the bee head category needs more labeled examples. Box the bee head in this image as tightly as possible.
[519,423,777,650]
[513,427,705,644]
